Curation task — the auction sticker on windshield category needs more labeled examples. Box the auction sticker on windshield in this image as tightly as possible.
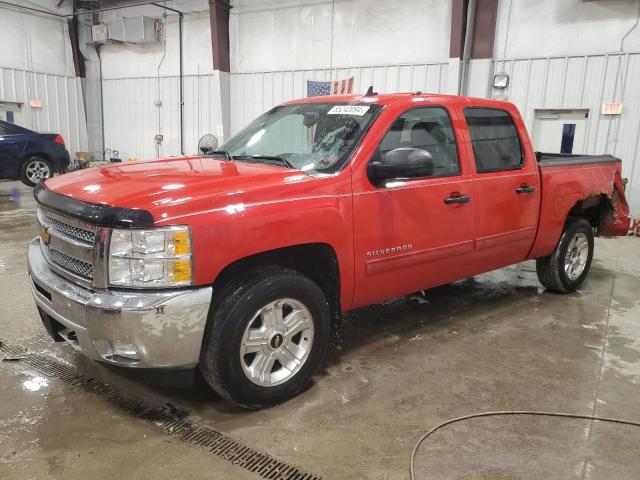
[327,105,370,116]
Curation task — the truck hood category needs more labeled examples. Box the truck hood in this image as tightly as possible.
[44,156,316,223]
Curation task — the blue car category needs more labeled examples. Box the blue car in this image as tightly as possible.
[0,120,72,187]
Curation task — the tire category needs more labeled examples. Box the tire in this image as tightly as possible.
[20,156,53,187]
[536,217,594,293]
[199,266,331,409]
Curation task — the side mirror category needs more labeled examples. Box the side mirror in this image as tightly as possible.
[368,147,434,185]
[198,134,219,155]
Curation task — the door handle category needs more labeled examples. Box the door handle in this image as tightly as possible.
[444,194,471,204]
[516,185,536,194]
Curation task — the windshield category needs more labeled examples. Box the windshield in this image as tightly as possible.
[219,102,381,173]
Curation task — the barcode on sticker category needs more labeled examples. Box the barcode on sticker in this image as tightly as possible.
[327,105,370,116]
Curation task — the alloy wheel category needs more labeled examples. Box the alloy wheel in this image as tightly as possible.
[239,298,314,387]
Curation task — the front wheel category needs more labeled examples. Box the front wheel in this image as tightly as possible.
[536,217,594,293]
[199,267,331,408]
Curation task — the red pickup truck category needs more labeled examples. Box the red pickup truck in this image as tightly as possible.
[28,93,630,408]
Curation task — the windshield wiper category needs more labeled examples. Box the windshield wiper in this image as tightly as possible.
[207,150,233,160]
[234,155,296,169]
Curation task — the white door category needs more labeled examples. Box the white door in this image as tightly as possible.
[531,109,589,154]
[0,102,24,125]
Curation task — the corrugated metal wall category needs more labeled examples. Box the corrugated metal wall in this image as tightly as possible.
[493,52,640,214]
[0,67,88,157]
[230,63,449,134]
[103,73,224,161]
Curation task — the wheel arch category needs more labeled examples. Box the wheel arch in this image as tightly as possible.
[22,152,53,167]
[567,193,619,234]
[211,242,342,320]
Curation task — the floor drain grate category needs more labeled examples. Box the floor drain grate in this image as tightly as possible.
[0,340,322,480]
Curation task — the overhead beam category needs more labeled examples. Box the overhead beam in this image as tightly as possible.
[449,0,469,59]
[68,5,85,78]
[470,0,498,60]
[209,0,231,72]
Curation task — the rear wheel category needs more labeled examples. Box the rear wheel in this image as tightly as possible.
[199,266,331,408]
[536,217,594,293]
[20,156,52,187]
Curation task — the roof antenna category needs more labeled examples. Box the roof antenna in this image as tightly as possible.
[365,85,377,96]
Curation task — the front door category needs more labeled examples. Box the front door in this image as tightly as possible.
[352,105,474,308]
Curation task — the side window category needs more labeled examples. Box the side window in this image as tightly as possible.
[464,108,524,173]
[378,107,460,177]
[0,123,15,136]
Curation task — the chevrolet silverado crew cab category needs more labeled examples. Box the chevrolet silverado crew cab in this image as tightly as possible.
[28,93,631,408]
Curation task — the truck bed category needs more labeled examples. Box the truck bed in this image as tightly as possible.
[536,152,620,167]
[527,152,630,259]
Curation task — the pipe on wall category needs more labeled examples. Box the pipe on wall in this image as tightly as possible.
[459,0,476,95]
[179,11,184,155]
[152,2,185,155]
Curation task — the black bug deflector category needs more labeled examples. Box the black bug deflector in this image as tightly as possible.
[34,182,155,228]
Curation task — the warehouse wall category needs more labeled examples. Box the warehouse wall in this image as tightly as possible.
[230,0,452,72]
[99,0,453,161]
[0,8,88,157]
[493,0,640,59]
[491,0,640,213]
[230,63,448,134]
[100,11,227,161]
[229,0,453,132]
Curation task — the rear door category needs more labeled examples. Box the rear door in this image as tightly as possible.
[351,104,474,308]
[461,106,540,273]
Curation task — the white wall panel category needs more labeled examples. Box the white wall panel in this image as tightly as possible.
[494,0,640,59]
[0,5,87,157]
[230,63,448,135]
[103,73,225,162]
[230,0,452,72]
[0,66,87,156]
[493,53,640,215]
[0,9,74,76]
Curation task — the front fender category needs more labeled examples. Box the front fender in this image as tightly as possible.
[178,195,355,311]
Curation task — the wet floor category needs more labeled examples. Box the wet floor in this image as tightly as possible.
[1,179,640,479]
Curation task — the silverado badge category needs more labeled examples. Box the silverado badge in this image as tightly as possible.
[367,244,413,257]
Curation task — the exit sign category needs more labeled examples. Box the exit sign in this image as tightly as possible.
[601,102,622,115]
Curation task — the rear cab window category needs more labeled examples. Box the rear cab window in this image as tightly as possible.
[0,121,31,136]
[463,108,524,173]
[377,106,461,178]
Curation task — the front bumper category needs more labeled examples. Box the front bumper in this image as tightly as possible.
[27,238,212,369]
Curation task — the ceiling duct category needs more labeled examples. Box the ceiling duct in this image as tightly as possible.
[108,16,160,44]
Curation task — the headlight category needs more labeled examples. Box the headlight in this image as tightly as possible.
[108,226,193,288]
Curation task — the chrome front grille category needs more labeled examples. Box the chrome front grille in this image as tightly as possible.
[36,207,104,287]
[43,213,95,244]
[49,248,94,279]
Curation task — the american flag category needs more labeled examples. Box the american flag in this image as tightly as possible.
[307,76,354,97]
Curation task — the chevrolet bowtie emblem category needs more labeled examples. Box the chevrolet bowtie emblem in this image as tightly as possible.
[38,226,50,246]
[270,334,284,349]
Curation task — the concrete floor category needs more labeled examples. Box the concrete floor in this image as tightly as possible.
[1,179,639,480]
